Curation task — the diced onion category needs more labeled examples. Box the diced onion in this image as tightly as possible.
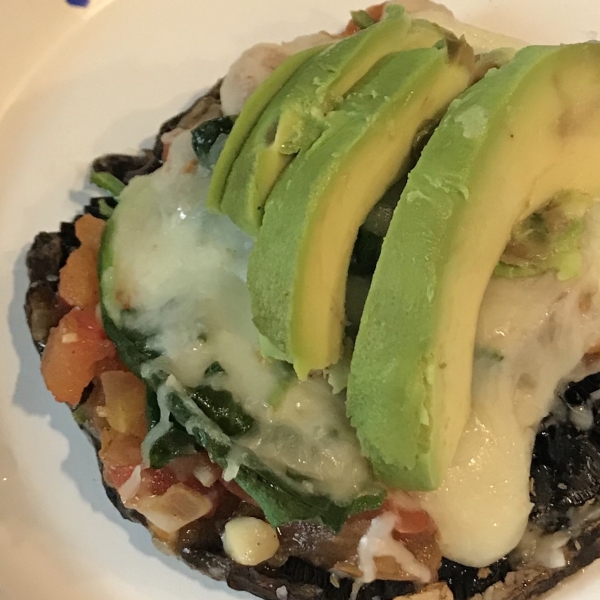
[118,465,142,502]
[194,464,219,488]
[133,483,213,533]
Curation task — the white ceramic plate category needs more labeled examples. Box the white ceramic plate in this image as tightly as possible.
[2,1,600,598]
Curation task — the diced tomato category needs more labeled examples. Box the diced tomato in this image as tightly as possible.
[343,22,361,36]
[58,215,105,308]
[41,306,115,405]
[58,245,100,308]
[109,463,222,508]
[75,213,105,253]
[384,496,436,534]
[100,370,147,437]
[343,3,385,36]
[143,467,179,496]
[367,3,385,20]
[392,509,435,535]
[104,464,136,489]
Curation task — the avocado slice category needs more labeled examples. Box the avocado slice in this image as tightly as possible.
[206,44,329,213]
[248,41,475,378]
[216,7,448,236]
[347,43,600,491]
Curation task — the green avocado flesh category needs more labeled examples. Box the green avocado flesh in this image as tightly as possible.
[214,7,447,236]
[248,42,475,378]
[347,43,600,491]
[206,44,328,213]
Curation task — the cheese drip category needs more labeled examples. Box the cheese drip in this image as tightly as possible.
[419,204,600,567]
[110,130,374,504]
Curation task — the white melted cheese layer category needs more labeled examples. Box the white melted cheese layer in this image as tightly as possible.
[419,205,600,567]
[109,130,373,503]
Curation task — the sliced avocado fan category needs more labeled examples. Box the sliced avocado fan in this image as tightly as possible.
[207,43,329,213]
[248,40,475,378]
[347,43,600,491]
[210,5,447,236]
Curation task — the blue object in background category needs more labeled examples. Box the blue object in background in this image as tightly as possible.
[67,0,90,6]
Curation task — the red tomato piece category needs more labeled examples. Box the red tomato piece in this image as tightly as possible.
[58,215,105,308]
[343,3,386,36]
[41,306,115,405]
[384,496,436,535]
[104,465,136,489]
[143,467,179,497]
[58,245,100,308]
[75,214,105,253]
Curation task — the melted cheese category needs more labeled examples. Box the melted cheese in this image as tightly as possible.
[109,130,374,503]
[418,205,600,566]
[358,512,432,584]
[220,32,335,116]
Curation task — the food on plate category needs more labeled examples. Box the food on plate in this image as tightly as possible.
[247,37,474,377]
[24,2,600,599]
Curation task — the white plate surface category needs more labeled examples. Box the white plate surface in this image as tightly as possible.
[1,1,600,598]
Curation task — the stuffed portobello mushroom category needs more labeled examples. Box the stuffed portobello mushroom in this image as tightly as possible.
[25,2,600,599]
